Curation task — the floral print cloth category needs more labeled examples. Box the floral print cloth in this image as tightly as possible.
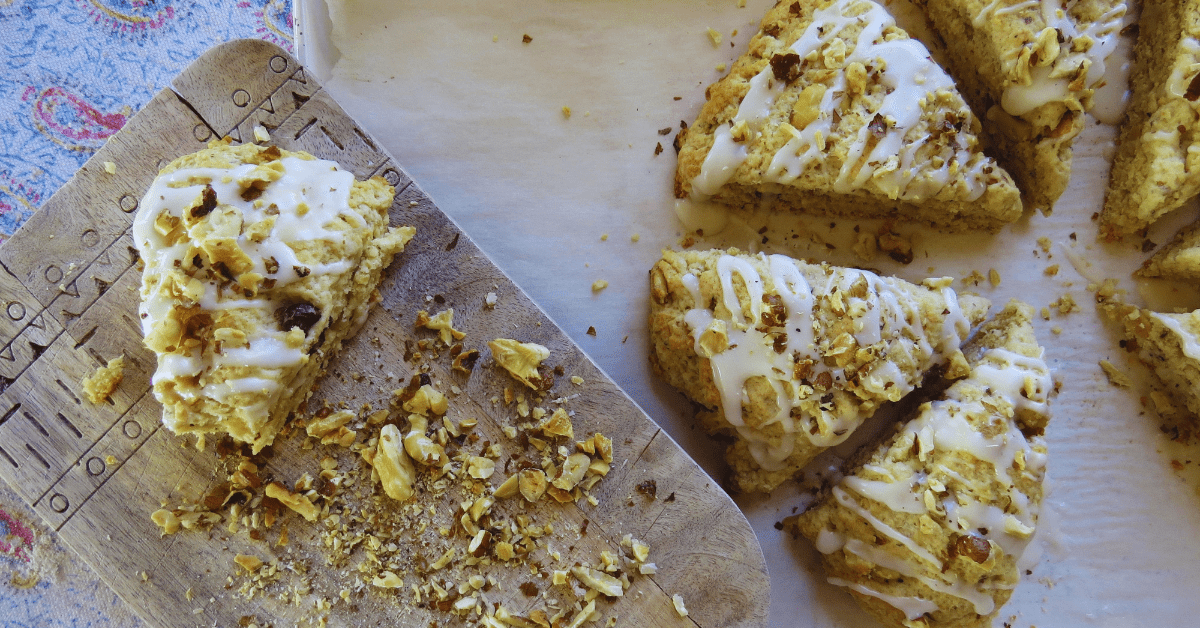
[0,1,292,624]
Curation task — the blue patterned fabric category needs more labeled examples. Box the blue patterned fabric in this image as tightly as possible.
[0,1,291,624]
[0,0,294,243]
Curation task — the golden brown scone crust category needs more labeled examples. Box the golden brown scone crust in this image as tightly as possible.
[1102,0,1200,237]
[788,301,1050,628]
[675,0,1021,231]
[134,139,415,451]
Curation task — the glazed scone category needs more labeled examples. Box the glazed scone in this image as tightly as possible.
[1101,301,1200,426]
[648,248,989,493]
[914,0,1127,215]
[674,0,1021,231]
[1102,0,1200,238]
[132,139,415,452]
[787,301,1051,628]
[1139,222,1200,279]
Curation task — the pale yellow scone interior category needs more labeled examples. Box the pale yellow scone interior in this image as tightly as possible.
[132,140,415,452]
[674,0,1021,231]
[914,0,1127,215]
[1139,221,1200,279]
[1102,0,1200,238]
[648,248,989,493]
[788,301,1051,628]
[1102,302,1200,425]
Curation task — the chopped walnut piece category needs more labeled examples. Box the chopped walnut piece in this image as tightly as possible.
[540,408,574,438]
[468,456,496,479]
[1100,360,1133,388]
[494,473,520,499]
[571,566,623,597]
[489,338,550,388]
[402,384,448,416]
[372,571,404,588]
[417,308,467,345]
[518,469,548,502]
[81,355,125,404]
[553,453,590,491]
[234,554,263,573]
[403,414,448,468]
[305,409,357,447]
[362,424,416,502]
[672,594,689,617]
[151,509,181,535]
[594,433,613,463]
[264,482,319,521]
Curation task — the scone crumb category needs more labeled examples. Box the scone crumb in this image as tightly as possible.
[961,270,985,287]
[988,268,1001,286]
[672,593,689,617]
[81,355,125,404]
[600,233,609,241]
[562,106,572,119]
[1051,326,1063,335]
[1049,294,1077,316]
[706,27,722,47]
[1044,264,1059,276]
[716,63,727,72]
[631,233,640,242]
[1100,360,1133,388]
[592,280,608,292]
[1037,236,1052,253]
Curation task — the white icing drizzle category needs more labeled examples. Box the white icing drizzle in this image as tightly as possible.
[681,254,965,470]
[133,154,359,422]
[1151,313,1200,361]
[694,0,987,202]
[816,342,1052,618]
[1168,37,1200,101]
[827,577,940,620]
[985,0,1128,116]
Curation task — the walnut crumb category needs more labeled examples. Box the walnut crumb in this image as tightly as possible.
[592,280,608,292]
[1100,360,1133,388]
[103,161,116,174]
[706,27,721,47]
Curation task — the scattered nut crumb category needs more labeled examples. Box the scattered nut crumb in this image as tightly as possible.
[672,593,689,617]
[253,125,270,142]
[1100,360,1133,388]
[706,27,721,47]
[103,161,116,174]
[562,106,571,119]
[592,280,608,292]
[522,34,532,44]
[988,268,1001,286]
[81,355,125,404]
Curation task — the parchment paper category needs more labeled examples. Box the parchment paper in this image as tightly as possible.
[297,1,1200,625]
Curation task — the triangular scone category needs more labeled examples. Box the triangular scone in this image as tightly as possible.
[648,248,989,493]
[1102,302,1200,428]
[915,0,1127,215]
[132,140,415,452]
[1102,1,1200,238]
[1139,221,1200,279]
[674,0,1021,231]
[787,301,1051,628]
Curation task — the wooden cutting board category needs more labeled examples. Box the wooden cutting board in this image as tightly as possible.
[0,40,768,628]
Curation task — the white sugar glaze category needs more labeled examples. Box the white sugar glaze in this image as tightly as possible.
[681,253,967,469]
[133,155,359,415]
[693,0,988,202]
[815,342,1052,618]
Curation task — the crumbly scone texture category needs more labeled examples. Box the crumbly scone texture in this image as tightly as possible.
[1139,221,1200,279]
[1102,0,1200,238]
[1101,301,1200,426]
[132,139,415,452]
[648,248,989,493]
[788,301,1050,628]
[674,0,1021,231]
[913,0,1123,214]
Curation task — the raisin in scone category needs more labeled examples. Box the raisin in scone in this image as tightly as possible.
[788,301,1051,628]
[132,139,415,452]
[914,0,1127,215]
[674,0,1021,231]
[649,248,989,493]
[1102,301,1200,426]
[1139,221,1200,279]
[1102,0,1200,238]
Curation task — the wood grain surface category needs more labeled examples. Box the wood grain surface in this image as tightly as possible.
[0,40,768,627]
